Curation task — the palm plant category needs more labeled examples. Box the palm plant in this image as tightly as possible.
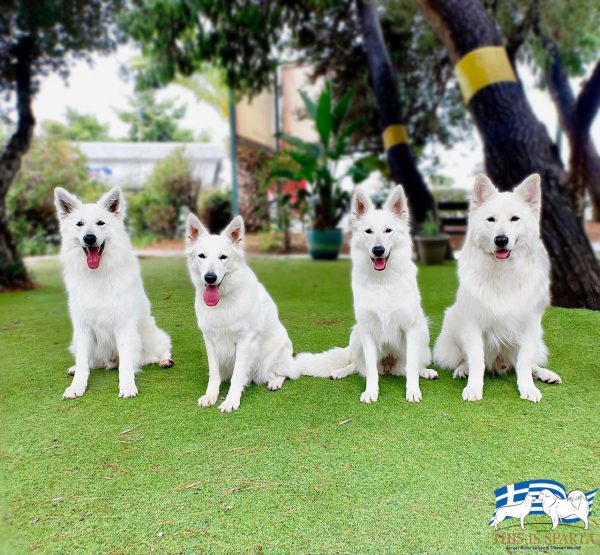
[270,82,377,231]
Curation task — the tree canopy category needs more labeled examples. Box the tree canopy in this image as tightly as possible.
[42,108,110,141]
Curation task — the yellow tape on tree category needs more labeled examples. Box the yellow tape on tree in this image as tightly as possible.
[455,46,517,103]
[383,124,408,150]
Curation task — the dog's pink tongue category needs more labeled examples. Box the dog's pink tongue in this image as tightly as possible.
[373,257,386,270]
[495,249,510,260]
[86,247,101,269]
[203,285,220,306]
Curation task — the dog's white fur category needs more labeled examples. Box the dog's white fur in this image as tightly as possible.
[539,489,589,530]
[186,214,305,412]
[54,187,173,399]
[490,493,536,530]
[304,185,437,403]
[434,174,561,402]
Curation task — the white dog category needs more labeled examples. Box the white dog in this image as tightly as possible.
[433,174,561,402]
[186,213,352,412]
[490,493,536,529]
[539,489,590,529]
[305,186,437,403]
[54,187,173,399]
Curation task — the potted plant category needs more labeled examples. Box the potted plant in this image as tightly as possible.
[269,82,375,259]
[414,211,449,265]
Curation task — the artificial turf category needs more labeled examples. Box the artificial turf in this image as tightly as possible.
[1,258,599,555]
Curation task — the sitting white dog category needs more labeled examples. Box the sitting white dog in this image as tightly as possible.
[55,187,174,399]
[185,213,301,412]
[539,489,590,530]
[490,493,536,530]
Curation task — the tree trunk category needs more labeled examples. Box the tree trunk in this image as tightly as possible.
[541,39,600,220]
[356,0,436,226]
[0,36,36,292]
[415,0,600,310]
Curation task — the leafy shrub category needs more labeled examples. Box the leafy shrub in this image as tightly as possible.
[127,148,200,239]
[199,190,231,233]
[7,136,100,255]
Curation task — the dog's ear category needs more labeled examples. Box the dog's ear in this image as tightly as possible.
[351,188,373,227]
[222,215,245,246]
[471,174,497,209]
[98,187,126,217]
[186,213,207,245]
[384,185,408,220]
[54,187,82,217]
[514,173,541,215]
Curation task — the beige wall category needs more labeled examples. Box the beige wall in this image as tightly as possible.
[235,89,277,150]
[281,65,321,143]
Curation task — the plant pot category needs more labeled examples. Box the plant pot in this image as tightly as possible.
[415,234,450,265]
[306,229,343,260]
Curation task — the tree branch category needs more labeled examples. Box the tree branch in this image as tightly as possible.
[573,59,600,135]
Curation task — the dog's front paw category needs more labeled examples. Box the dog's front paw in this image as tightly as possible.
[360,389,378,404]
[198,394,218,407]
[419,368,438,380]
[462,384,483,401]
[118,383,138,398]
[63,384,86,399]
[519,384,542,403]
[267,376,286,391]
[66,366,76,376]
[406,387,422,403]
[330,368,346,380]
[219,398,240,413]
[453,363,468,379]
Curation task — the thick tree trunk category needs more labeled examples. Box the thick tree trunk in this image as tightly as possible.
[0,36,36,291]
[356,0,435,226]
[542,41,600,220]
[415,0,600,309]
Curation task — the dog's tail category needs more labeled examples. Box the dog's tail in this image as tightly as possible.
[292,346,351,377]
[568,490,589,512]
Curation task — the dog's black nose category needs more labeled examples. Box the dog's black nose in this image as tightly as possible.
[83,234,97,245]
[372,245,385,257]
[494,235,509,248]
[204,272,217,284]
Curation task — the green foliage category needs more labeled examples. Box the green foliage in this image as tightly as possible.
[0,1,124,117]
[268,82,376,230]
[257,231,283,253]
[117,90,194,143]
[417,211,442,237]
[199,190,232,234]
[42,108,110,142]
[7,136,99,255]
[128,148,199,239]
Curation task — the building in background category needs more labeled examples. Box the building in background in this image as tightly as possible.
[75,142,225,190]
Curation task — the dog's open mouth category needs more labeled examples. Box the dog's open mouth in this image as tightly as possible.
[494,249,511,260]
[83,242,105,269]
[371,254,390,271]
[203,285,220,306]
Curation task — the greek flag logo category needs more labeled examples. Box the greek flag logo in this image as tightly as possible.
[489,480,597,528]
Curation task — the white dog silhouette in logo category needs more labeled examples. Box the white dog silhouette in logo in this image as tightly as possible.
[539,489,590,529]
[491,493,536,529]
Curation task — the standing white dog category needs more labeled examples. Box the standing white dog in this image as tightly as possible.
[307,185,438,403]
[490,493,536,530]
[55,187,173,399]
[433,174,561,402]
[539,489,590,530]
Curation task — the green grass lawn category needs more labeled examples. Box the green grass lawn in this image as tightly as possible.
[1,258,599,555]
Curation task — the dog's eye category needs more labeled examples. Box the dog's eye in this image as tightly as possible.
[96,220,105,226]
[385,228,392,233]
[511,216,520,222]
[76,221,84,227]
[219,255,228,260]
[365,229,373,234]
[198,253,206,259]
[486,217,495,222]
